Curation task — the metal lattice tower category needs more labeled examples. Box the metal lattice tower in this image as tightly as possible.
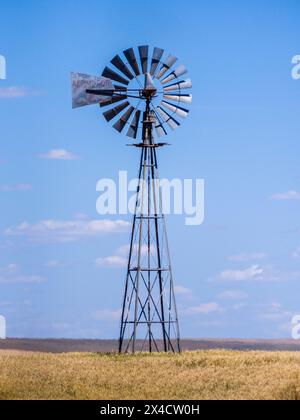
[72,45,192,353]
[119,102,181,353]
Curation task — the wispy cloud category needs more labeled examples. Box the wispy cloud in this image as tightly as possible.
[218,290,248,300]
[293,247,300,258]
[0,264,45,284]
[0,86,42,98]
[220,265,264,282]
[0,301,12,308]
[39,149,79,161]
[270,191,300,201]
[92,309,122,321]
[259,303,293,322]
[185,302,223,315]
[95,244,129,269]
[116,244,155,257]
[174,286,193,296]
[74,213,89,220]
[217,265,300,283]
[228,253,267,262]
[115,244,131,256]
[45,260,61,268]
[95,255,127,268]
[95,243,157,269]
[49,322,101,339]
[232,303,247,311]
[0,184,32,192]
[5,219,131,243]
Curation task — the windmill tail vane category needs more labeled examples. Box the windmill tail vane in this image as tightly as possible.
[72,46,192,353]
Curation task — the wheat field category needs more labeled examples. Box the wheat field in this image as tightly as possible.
[0,350,300,400]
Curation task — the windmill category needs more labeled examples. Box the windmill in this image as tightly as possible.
[72,46,192,353]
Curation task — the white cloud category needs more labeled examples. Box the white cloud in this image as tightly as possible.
[92,309,122,321]
[270,191,300,201]
[217,264,300,283]
[117,244,155,257]
[0,238,13,250]
[228,253,267,262]
[45,260,61,268]
[186,302,223,315]
[220,265,263,282]
[95,244,129,269]
[232,303,247,311]
[174,286,193,295]
[5,219,131,243]
[74,213,89,220]
[259,303,293,322]
[293,247,300,258]
[95,243,156,269]
[0,301,12,308]
[95,256,127,268]
[0,264,45,284]
[0,184,32,192]
[0,86,42,98]
[50,321,101,339]
[116,244,131,256]
[261,267,300,283]
[218,290,248,300]
[39,149,79,161]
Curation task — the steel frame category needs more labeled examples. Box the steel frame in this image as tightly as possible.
[119,99,181,353]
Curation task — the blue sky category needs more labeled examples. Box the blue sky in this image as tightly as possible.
[0,0,300,339]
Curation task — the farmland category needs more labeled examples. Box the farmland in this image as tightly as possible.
[1,348,300,400]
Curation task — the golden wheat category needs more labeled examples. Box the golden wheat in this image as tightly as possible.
[0,350,300,400]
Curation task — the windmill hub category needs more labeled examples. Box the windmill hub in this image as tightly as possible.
[141,73,157,99]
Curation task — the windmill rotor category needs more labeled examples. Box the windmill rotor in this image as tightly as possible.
[72,46,192,141]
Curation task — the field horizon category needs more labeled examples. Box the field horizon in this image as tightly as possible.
[1,338,300,353]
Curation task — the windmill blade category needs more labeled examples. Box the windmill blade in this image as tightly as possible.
[86,89,114,96]
[100,95,128,108]
[71,72,114,109]
[138,45,149,74]
[163,79,192,92]
[113,106,135,133]
[155,119,168,137]
[161,65,188,85]
[163,93,192,105]
[161,100,189,118]
[157,106,180,131]
[150,47,164,76]
[103,101,130,122]
[127,110,141,139]
[102,66,129,86]
[124,48,140,76]
[111,55,134,80]
[114,84,127,92]
[156,55,178,80]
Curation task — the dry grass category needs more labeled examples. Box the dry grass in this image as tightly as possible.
[1,350,300,400]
